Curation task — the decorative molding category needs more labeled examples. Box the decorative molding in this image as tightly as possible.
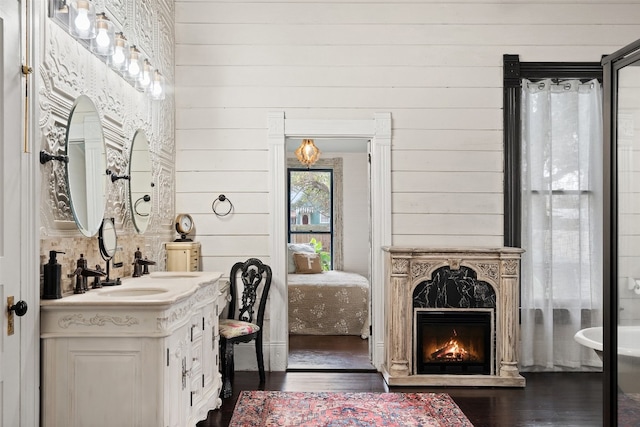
[158,284,218,330]
[475,262,500,282]
[502,260,519,276]
[392,258,409,275]
[448,258,461,270]
[409,261,431,279]
[58,313,140,328]
[43,122,73,223]
[40,0,175,269]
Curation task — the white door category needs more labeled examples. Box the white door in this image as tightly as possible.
[1,0,37,424]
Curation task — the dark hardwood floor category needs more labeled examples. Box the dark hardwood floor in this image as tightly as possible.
[198,336,604,427]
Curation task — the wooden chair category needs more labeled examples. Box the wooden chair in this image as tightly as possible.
[219,258,272,398]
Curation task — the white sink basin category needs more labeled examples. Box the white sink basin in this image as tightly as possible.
[98,288,169,297]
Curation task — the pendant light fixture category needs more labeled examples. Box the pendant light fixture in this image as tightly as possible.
[295,139,321,167]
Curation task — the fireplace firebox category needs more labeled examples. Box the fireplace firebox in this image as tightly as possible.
[415,309,493,375]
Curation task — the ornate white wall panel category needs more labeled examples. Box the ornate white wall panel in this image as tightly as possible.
[39,0,175,294]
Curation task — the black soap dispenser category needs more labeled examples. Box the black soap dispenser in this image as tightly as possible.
[43,250,65,299]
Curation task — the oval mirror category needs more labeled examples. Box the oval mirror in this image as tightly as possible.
[98,217,121,286]
[98,217,117,259]
[129,130,153,233]
[65,95,107,237]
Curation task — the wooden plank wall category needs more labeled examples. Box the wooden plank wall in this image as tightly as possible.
[174,0,640,276]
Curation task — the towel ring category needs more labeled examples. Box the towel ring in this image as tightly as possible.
[212,194,233,217]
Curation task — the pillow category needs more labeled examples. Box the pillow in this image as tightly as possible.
[293,252,322,274]
[287,243,316,273]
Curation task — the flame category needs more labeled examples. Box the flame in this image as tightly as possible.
[428,329,474,362]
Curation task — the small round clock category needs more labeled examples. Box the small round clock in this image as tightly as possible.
[175,213,194,241]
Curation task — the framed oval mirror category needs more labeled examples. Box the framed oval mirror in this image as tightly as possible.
[98,217,121,286]
[129,129,153,233]
[65,95,107,237]
[99,217,117,260]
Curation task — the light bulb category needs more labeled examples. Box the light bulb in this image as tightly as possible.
[136,59,152,90]
[150,71,165,100]
[128,47,141,77]
[139,70,151,87]
[112,46,125,65]
[96,28,110,47]
[74,8,91,32]
[128,59,140,77]
[151,81,163,98]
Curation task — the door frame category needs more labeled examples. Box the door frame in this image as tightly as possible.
[602,37,640,427]
[1,0,40,423]
[267,112,391,371]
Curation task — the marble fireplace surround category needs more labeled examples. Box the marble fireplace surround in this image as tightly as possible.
[382,247,525,387]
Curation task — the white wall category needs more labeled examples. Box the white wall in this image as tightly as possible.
[339,152,369,277]
[174,0,640,367]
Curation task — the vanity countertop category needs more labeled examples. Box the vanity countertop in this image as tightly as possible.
[40,271,223,307]
[40,271,227,339]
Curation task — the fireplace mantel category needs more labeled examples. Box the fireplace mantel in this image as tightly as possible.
[382,246,525,387]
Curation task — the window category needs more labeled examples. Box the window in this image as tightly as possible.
[503,55,604,371]
[288,168,334,269]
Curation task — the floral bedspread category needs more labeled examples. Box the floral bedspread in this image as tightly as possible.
[288,271,369,338]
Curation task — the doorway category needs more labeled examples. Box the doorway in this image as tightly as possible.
[1,3,40,425]
[285,138,374,371]
[266,112,392,373]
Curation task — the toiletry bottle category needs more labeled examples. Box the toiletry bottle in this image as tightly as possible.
[42,250,65,299]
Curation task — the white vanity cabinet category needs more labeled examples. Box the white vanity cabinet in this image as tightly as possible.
[40,272,224,427]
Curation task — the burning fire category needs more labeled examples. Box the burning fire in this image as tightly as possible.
[429,329,471,362]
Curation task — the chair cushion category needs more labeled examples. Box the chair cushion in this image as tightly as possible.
[219,319,261,339]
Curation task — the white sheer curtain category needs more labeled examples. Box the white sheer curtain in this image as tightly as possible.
[520,78,603,371]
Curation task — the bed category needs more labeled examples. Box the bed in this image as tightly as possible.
[288,270,370,338]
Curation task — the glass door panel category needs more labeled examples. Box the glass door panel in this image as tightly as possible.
[616,56,640,426]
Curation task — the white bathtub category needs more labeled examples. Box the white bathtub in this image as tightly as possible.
[574,326,640,358]
[575,326,640,393]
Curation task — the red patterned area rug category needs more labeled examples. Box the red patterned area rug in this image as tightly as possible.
[229,391,474,426]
